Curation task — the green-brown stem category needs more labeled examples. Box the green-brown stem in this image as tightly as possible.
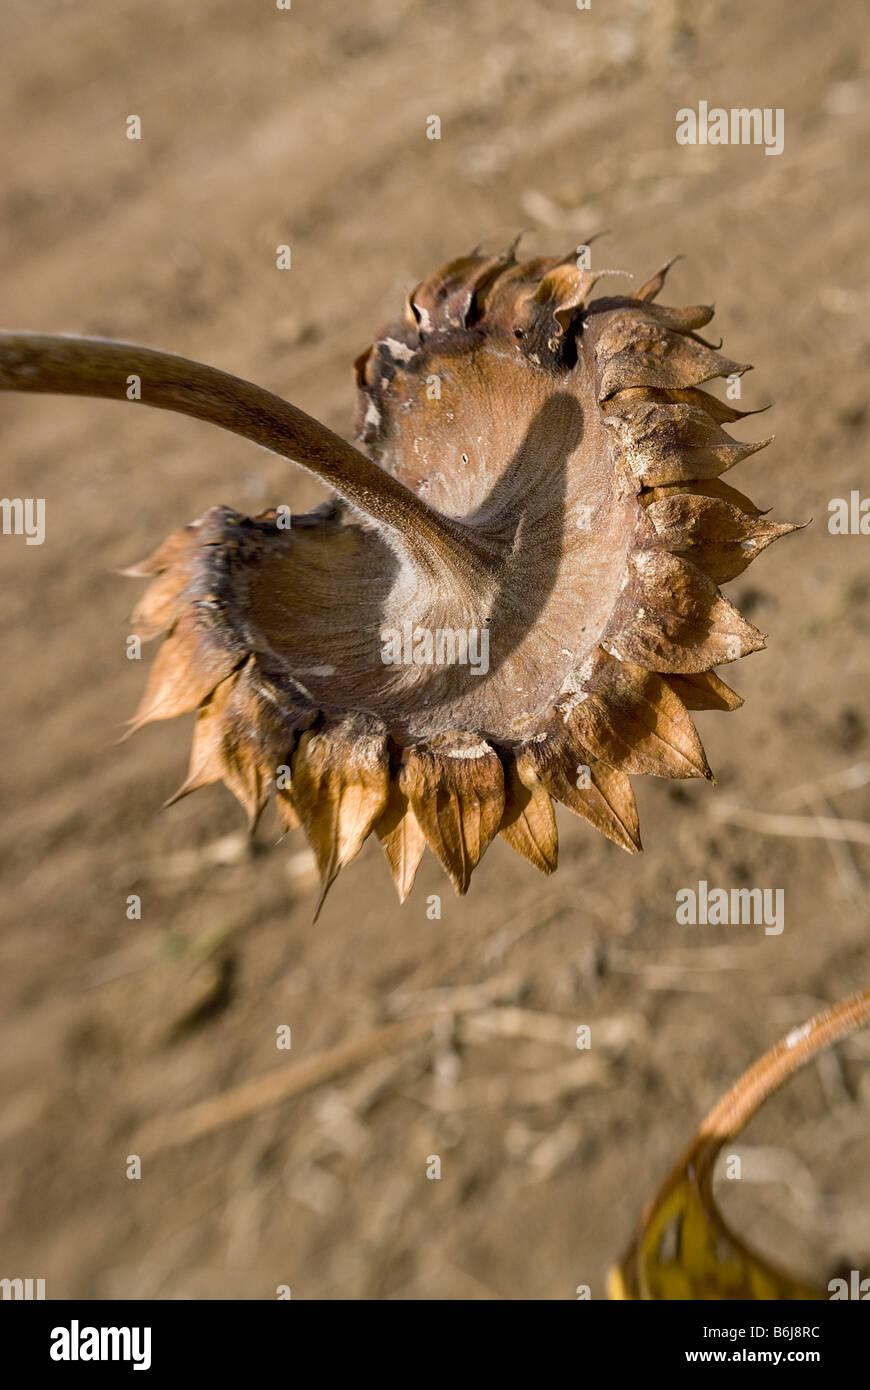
[0,331,485,580]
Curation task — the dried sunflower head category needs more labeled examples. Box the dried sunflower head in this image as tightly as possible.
[0,244,797,909]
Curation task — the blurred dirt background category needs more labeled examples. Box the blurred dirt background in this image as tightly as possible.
[1,0,870,1300]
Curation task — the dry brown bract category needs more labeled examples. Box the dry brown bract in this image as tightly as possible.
[0,246,797,909]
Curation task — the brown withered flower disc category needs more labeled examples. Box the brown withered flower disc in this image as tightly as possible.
[0,245,797,910]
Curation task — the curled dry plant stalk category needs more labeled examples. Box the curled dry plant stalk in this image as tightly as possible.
[0,243,798,911]
[610,987,870,1300]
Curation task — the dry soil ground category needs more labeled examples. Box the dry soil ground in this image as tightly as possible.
[1,0,869,1299]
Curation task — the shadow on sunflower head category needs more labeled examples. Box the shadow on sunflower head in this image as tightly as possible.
[0,241,799,913]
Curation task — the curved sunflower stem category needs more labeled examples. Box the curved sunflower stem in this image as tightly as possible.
[695,985,870,1151]
[0,331,483,579]
[611,989,870,1301]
